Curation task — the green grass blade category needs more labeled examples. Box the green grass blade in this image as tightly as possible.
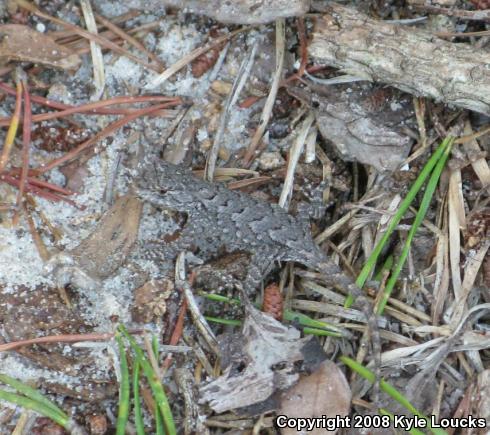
[302,327,342,337]
[152,335,166,435]
[377,138,453,314]
[201,291,344,334]
[119,325,176,435]
[0,389,69,428]
[0,374,66,417]
[340,356,447,435]
[283,310,342,333]
[373,255,393,282]
[155,402,165,435]
[199,292,241,305]
[345,137,453,307]
[133,360,145,435]
[205,316,242,326]
[115,332,131,435]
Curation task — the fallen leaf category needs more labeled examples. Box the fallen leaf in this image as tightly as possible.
[279,360,351,435]
[200,304,325,413]
[0,24,81,69]
[45,195,143,291]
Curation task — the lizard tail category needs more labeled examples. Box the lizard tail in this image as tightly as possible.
[313,259,382,407]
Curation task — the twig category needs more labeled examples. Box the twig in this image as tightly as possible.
[49,10,138,41]
[0,332,125,352]
[145,27,250,89]
[0,82,181,117]
[0,95,181,126]
[24,203,50,261]
[80,0,105,100]
[278,112,314,208]
[175,253,220,355]
[205,42,257,181]
[413,4,490,22]
[242,19,285,166]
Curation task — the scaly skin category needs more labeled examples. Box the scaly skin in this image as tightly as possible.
[136,159,381,400]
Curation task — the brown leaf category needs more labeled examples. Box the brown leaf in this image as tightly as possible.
[46,195,143,291]
[0,24,81,69]
[68,195,143,280]
[200,305,322,413]
[279,360,351,435]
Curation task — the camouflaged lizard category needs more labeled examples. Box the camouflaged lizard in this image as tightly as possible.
[135,159,381,397]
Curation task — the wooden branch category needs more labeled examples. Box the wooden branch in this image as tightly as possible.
[309,3,490,115]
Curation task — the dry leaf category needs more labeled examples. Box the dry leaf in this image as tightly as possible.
[279,360,351,435]
[199,304,324,413]
[45,195,143,291]
[0,24,81,69]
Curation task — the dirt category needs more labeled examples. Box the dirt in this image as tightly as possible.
[0,1,489,434]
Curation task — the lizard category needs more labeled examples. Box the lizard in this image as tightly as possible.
[135,159,381,401]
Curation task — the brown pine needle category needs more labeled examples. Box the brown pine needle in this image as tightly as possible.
[16,0,161,72]
[0,96,180,126]
[13,80,32,225]
[95,12,164,71]
[38,104,170,174]
[0,81,22,172]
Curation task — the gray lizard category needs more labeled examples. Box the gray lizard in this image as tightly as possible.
[135,159,381,395]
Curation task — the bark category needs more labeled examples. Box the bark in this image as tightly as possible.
[159,0,310,24]
[309,3,490,116]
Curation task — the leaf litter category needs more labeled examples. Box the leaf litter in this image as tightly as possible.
[0,0,488,433]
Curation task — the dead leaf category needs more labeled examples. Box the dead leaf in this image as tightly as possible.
[199,304,325,413]
[0,24,81,69]
[45,195,143,291]
[279,360,351,435]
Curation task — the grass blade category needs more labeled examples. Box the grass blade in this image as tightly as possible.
[345,137,453,307]
[377,138,453,314]
[115,332,131,435]
[133,360,145,435]
[0,389,68,428]
[340,356,448,435]
[0,374,65,417]
[118,325,176,435]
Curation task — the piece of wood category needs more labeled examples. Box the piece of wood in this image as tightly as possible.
[158,0,310,24]
[309,3,490,115]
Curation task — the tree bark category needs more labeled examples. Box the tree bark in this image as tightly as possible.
[309,3,490,116]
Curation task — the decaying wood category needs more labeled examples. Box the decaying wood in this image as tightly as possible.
[309,3,490,116]
[158,0,310,24]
